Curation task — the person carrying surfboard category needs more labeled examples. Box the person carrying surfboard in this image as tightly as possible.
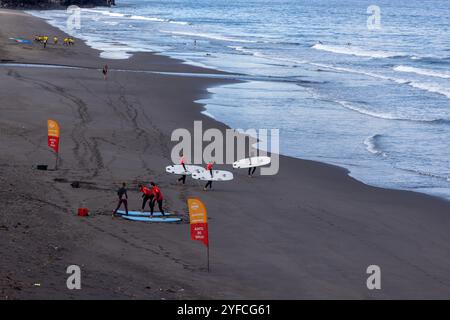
[139,184,154,212]
[248,152,257,177]
[178,153,187,184]
[112,182,128,217]
[150,182,165,216]
[203,162,214,190]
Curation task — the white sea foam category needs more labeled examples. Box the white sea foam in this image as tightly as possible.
[394,65,450,79]
[364,134,386,157]
[407,81,450,99]
[163,31,257,43]
[334,100,448,123]
[312,62,450,100]
[129,15,167,22]
[312,43,405,59]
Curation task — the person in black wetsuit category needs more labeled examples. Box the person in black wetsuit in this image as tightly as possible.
[113,182,128,216]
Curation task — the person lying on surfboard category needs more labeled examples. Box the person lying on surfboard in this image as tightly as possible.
[178,153,187,184]
[203,162,214,191]
[150,182,165,216]
[112,182,128,217]
[139,184,154,213]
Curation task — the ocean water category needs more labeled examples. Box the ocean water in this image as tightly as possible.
[29,0,450,199]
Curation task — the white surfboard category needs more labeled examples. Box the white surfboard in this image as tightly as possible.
[233,156,271,169]
[191,170,234,181]
[166,164,205,175]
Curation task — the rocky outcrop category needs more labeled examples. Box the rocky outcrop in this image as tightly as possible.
[0,0,115,9]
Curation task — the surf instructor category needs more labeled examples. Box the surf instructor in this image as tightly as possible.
[113,182,128,217]
[139,184,154,212]
[150,182,165,216]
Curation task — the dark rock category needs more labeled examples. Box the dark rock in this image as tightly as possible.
[0,0,116,9]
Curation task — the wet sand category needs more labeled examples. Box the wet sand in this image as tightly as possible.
[2,9,450,299]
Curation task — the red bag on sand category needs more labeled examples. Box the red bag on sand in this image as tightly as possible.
[77,208,89,217]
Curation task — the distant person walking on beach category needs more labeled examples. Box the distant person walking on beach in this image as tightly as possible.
[178,153,187,184]
[150,182,165,216]
[112,182,128,216]
[139,184,154,212]
[102,64,109,80]
[203,162,214,190]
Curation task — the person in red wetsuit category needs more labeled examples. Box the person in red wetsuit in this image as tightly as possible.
[178,153,187,184]
[150,182,165,216]
[139,184,154,212]
[113,182,128,216]
[203,162,214,191]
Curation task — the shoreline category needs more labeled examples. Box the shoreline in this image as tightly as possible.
[24,7,450,203]
[2,8,450,299]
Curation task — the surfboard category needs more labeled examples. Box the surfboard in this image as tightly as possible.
[116,210,170,217]
[165,164,205,175]
[9,38,31,44]
[233,156,271,169]
[121,215,181,223]
[191,170,234,181]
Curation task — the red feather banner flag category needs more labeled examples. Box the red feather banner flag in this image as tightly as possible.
[188,198,210,271]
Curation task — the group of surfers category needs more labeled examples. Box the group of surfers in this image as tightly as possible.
[178,155,214,190]
[34,35,75,48]
[113,181,164,217]
[112,159,218,217]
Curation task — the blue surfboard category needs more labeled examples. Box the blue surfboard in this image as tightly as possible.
[121,215,181,223]
[116,210,170,217]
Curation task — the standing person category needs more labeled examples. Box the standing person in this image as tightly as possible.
[102,64,109,80]
[150,182,164,216]
[203,162,214,191]
[178,153,187,184]
[112,182,128,217]
[248,155,257,177]
[43,37,48,48]
[248,166,256,177]
[139,184,154,212]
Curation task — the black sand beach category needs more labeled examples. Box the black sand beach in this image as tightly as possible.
[1,9,450,299]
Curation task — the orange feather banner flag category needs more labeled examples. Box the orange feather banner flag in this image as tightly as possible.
[188,198,210,272]
[188,198,209,247]
[47,119,60,153]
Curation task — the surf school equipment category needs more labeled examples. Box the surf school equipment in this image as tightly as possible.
[233,156,271,169]
[116,210,170,217]
[9,38,31,44]
[166,164,205,175]
[191,170,234,181]
[121,215,181,223]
